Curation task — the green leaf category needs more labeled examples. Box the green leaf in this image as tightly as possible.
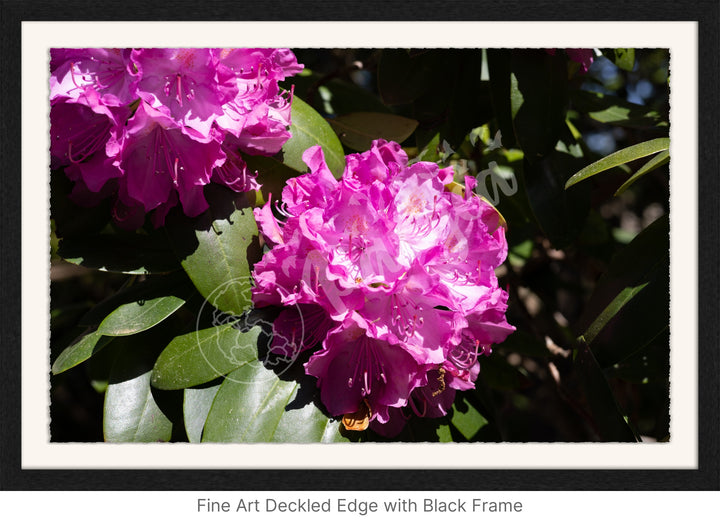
[576,215,669,367]
[583,283,649,344]
[280,96,345,178]
[614,150,670,196]
[573,337,639,441]
[51,329,114,375]
[202,363,347,443]
[104,339,173,442]
[571,90,668,129]
[179,206,258,316]
[565,137,670,189]
[97,296,186,336]
[184,382,222,443]
[328,112,418,152]
[611,48,635,71]
[79,272,191,327]
[151,324,262,390]
[449,400,489,440]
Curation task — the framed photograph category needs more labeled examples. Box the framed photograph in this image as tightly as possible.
[1,0,717,497]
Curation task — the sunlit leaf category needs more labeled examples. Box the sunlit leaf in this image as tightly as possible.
[97,296,186,336]
[104,337,173,442]
[614,150,670,196]
[178,206,258,316]
[565,137,669,189]
[51,329,114,375]
[202,361,348,443]
[571,90,668,129]
[576,215,669,367]
[280,96,345,178]
[184,382,222,443]
[151,324,262,390]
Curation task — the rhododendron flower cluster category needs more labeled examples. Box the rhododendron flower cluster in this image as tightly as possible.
[252,140,515,436]
[50,48,303,228]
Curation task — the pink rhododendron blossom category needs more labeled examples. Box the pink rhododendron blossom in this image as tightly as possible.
[252,139,516,436]
[50,47,303,228]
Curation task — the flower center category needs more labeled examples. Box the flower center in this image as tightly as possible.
[66,118,113,164]
[151,126,185,188]
[163,73,196,107]
[390,293,424,337]
[347,337,387,397]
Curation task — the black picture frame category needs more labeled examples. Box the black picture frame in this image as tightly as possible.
[1,0,717,491]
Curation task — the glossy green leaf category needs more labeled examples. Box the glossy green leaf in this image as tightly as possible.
[573,337,639,442]
[614,150,670,196]
[280,96,345,178]
[104,340,173,442]
[79,273,191,328]
[328,112,418,152]
[184,383,222,443]
[565,137,670,189]
[151,324,262,390]
[202,362,347,443]
[180,207,258,316]
[51,329,114,375]
[97,296,186,336]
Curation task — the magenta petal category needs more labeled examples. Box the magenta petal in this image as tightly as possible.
[50,48,137,107]
[251,139,516,435]
[566,48,595,73]
[119,102,224,215]
[306,314,422,420]
[132,48,238,140]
